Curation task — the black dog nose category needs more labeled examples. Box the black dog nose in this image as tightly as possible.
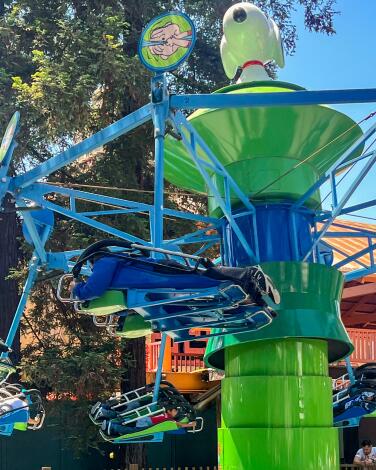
[233,6,247,23]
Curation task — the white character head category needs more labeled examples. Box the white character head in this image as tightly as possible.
[221,2,285,83]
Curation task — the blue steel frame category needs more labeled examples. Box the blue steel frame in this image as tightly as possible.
[0,74,376,361]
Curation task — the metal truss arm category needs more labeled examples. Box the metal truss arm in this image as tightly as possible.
[318,199,376,221]
[293,125,376,211]
[171,111,259,263]
[12,104,152,190]
[19,182,218,226]
[304,151,376,261]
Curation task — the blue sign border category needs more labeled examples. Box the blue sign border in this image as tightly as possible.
[138,11,196,73]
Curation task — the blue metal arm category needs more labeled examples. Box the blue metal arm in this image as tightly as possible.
[152,333,167,403]
[304,151,376,261]
[170,88,376,110]
[12,104,152,190]
[1,255,40,358]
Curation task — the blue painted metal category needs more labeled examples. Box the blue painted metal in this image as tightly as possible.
[334,242,376,270]
[151,75,169,248]
[324,243,368,269]
[293,127,376,211]
[18,182,218,229]
[27,198,150,246]
[1,76,376,360]
[345,265,376,282]
[305,151,376,261]
[170,88,376,110]
[22,209,54,246]
[152,333,167,403]
[1,255,40,358]
[21,212,48,263]
[0,112,20,179]
[324,232,376,238]
[12,104,152,190]
[221,204,314,266]
[327,199,376,219]
[171,111,258,264]
[345,356,356,385]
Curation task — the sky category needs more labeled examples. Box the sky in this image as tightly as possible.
[277,0,376,222]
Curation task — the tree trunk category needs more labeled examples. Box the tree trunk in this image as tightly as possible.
[120,337,147,468]
[0,195,21,363]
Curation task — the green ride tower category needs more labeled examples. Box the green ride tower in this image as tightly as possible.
[164,3,363,469]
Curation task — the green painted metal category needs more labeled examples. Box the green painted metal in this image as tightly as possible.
[13,422,27,432]
[205,262,352,370]
[203,261,350,469]
[114,420,179,443]
[218,339,339,469]
[164,81,363,215]
[116,312,152,339]
[81,290,126,316]
[204,262,349,468]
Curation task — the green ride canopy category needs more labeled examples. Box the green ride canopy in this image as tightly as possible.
[164,81,364,215]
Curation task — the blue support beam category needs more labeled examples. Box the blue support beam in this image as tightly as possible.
[293,128,376,211]
[333,241,376,270]
[19,182,218,226]
[345,266,376,282]
[32,198,150,245]
[304,151,376,261]
[172,111,258,263]
[12,104,152,190]
[170,88,376,110]
[152,333,167,403]
[1,255,40,357]
[151,75,169,248]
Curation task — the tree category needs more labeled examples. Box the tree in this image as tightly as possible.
[0,0,339,467]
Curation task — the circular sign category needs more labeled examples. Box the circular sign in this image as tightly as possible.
[0,112,20,165]
[138,11,196,73]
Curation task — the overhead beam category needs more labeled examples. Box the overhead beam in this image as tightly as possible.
[342,282,376,300]
[343,313,376,327]
[171,88,376,110]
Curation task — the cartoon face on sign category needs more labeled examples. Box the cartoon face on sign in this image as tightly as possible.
[139,12,196,72]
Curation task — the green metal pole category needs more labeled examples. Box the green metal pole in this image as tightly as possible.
[209,261,349,470]
[220,339,338,469]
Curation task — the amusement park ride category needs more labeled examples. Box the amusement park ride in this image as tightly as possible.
[0,1,376,468]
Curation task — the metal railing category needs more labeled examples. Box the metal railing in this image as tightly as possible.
[344,328,376,365]
[147,340,205,372]
[147,327,376,373]
[332,372,351,391]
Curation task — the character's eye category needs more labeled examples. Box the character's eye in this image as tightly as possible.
[233,7,247,23]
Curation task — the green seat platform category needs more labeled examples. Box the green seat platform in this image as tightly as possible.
[116,313,152,339]
[80,290,127,316]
